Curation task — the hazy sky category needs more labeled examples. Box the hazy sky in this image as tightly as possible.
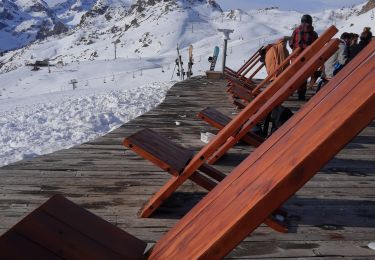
[215,0,366,12]
[43,0,367,11]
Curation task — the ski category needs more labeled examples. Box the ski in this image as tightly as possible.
[176,44,185,80]
[208,46,219,71]
[187,44,193,79]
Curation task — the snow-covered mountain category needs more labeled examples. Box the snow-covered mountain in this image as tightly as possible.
[0,0,373,166]
[0,0,69,51]
[51,0,97,26]
[0,0,224,72]
[0,0,222,52]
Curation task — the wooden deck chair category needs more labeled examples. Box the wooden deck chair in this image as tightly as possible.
[1,41,374,259]
[123,128,287,233]
[123,26,339,219]
[226,47,302,104]
[224,46,265,89]
[197,107,265,147]
[224,46,263,78]
[0,195,147,259]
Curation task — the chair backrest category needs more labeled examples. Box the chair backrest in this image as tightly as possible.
[149,40,375,259]
[224,46,263,78]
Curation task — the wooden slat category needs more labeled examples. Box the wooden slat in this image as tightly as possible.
[224,73,255,90]
[124,128,194,175]
[0,195,147,259]
[0,231,61,259]
[123,128,223,192]
[228,85,254,102]
[235,46,262,76]
[198,107,264,146]
[224,46,263,83]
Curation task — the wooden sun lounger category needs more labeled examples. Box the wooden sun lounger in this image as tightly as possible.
[198,107,264,146]
[225,45,263,77]
[0,195,148,259]
[225,47,301,109]
[123,128,225,191]
[124,128,288,232]
[123,26,339,218]
[224,46,264,88]
[200,48,303,149]
[224,72,256,90]
[1,40,373,259]
[227,48,302,98]
[226,84,253,102]
[225,45,302,101]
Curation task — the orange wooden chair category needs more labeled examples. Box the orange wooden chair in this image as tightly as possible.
[224,45,265,90]
[123,26,339,220]
[1,40,373,259]
[226,47,302,104]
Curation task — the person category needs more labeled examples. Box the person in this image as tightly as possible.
[350,33,359,46]
[264,37,290,80]
[317,32,350,92]
[349,27,373,60]
[289,14,318,100]
[347,33,359,63]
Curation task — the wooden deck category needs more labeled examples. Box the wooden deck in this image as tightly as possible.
[1,76,375,259]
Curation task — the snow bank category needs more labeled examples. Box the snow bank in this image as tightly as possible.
[0,82,172,166]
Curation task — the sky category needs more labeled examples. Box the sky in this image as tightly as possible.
[215,0,367,12]
[43,0,367,11]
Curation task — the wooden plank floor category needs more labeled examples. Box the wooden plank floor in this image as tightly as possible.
[1,76,375,259]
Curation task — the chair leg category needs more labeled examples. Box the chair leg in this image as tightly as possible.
[264,217,288,233]
[139,171,219,218]
[199,163,226,182]
[189,171,217,191]
[139,175,290,234]
[138,176,187,218]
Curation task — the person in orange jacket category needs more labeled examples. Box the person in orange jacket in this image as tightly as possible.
[265,37,290,81]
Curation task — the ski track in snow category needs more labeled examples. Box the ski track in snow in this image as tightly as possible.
[0,82,172,166]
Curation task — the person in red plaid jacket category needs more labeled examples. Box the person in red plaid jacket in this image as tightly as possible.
[289,14,318,100]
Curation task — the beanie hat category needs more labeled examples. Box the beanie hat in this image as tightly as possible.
[301,14,313,25]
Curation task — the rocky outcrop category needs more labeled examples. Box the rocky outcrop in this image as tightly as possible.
[359,0,375,14]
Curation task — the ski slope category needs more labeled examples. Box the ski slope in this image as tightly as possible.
[0,0,372,166]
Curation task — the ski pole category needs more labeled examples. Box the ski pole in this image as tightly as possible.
[171,63,177,80]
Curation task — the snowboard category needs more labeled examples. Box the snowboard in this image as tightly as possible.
[187,45,193,79]
[208,46,219,71]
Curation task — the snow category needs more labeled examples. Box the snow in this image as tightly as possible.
[0,0,373,166]
[216,0,366,12]
[0,55,175,167]
[0,82,172,166]
[44,0,70,7]
[14,20,38,33]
